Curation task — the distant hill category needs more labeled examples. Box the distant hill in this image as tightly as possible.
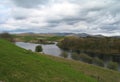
[50,33,74,36]
[76,33,91,37]
[65,33,105,38]
[14,32,120,38]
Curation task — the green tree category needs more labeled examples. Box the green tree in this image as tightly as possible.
[58,37,120,55]
[0,32,14,42]
[35,45,43,52]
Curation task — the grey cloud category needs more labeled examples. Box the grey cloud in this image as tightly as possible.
[100,25,119,31]
[9,29,30,33]
[1,0,120,35]
[14,16,27,20]
[47,15,90,26]
[9,26,55,33]
[12,0,49,8]
[12,8,30,20]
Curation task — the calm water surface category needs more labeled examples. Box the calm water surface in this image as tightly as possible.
[16,42,62,57]
[16,42,120,71]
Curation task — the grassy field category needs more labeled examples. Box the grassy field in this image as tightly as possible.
[13,34,64,42]
[0,39,120,82]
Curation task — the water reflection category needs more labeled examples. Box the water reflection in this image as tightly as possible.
[16,42,62,56]
[16,42,120,71]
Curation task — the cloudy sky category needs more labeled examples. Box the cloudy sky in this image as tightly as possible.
[0,0,120,35]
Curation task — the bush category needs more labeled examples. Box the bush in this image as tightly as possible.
[0,32,14,42]
[35,45,43,52]
[80,53,93,64]
[107,61,118,70]
[93,58,104,67]
[60,52,68,58]
[71,53,80,60]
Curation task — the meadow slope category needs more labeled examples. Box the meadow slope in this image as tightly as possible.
[0,39,120,82]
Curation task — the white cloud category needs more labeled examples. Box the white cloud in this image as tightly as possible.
[0,0,120,36]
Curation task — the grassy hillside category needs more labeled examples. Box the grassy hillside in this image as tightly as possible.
[0,39,120,82]
[13,34,64,42]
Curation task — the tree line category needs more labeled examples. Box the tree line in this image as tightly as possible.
[58,36,120,55]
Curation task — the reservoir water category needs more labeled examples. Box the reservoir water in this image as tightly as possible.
[16,42,120,71]
[16,42,62,57]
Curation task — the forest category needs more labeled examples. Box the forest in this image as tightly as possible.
[58,36,120,55]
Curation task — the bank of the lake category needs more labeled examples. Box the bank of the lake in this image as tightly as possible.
[16,42,120,71]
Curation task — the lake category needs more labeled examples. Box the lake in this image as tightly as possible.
[16,42,63,57]
[16,42,120,71]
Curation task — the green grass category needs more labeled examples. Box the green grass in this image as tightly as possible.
[13,35,39,42]
[13,35,64,42]
[0,39,120,82]
[45,36,64,41]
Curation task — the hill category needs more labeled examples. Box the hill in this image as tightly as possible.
[0,39,120,82]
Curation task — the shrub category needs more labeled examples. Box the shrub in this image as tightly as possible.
[93,58,104,67]
[80,53,93,64]
[71,53,80,60]
[60,52,68,58]
[107,61,118,70]
[0,32,14,42]
[35,45,43,52]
